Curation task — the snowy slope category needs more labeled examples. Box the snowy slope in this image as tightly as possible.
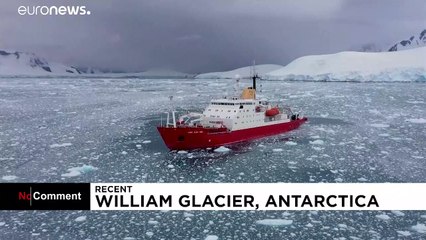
[389,29,426,51]
[0,50,80,76]
[196,64,283,79]
[266,47,426,82]
[136,69,193,78]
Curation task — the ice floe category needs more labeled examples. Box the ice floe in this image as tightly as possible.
[142,140,152,144]
[1,175,18,181]
[396,231,411,236]
[272,148,283,152]
[375,214,391,220]
[412,223,426,233]
[205,235,219,240]
[370,123,390,128]
[214,146,231,153]
[61,165,98,177]
[49,143,72,148]
[256,219,293,226]
[285,141,297,146]
[74,216,86,222]
[309,140,324,145]
[405,118,426,124]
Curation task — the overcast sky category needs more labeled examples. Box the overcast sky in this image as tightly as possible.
[0,0,425,73]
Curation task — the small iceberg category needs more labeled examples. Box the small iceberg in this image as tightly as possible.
[61,165,98,178]
[214,146,231,153]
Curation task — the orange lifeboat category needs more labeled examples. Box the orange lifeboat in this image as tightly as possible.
[265,107,280,117]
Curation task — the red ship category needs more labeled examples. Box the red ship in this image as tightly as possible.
[157,73,307,150]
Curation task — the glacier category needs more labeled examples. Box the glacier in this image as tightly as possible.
[196,64,283,79]
[266,47,426,82]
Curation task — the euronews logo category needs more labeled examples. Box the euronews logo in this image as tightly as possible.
[18,5,91,16]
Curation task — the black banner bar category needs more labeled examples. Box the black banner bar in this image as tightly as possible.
[0,183,90,210]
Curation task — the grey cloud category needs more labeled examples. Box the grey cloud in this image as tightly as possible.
[0,0,424,73]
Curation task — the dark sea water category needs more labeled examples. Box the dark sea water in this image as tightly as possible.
[0,78,425,239]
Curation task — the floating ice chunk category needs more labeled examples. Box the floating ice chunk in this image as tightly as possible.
[177,150,188,154]
[61,165,98,178]
[406,118,426,124]
[357,177,368,182]
[338,224,347,229]
[123,237,136,240]
[285,141,297,146]
[334,178,343,182]
[2,175,18,181]
[370,123,389,128]
[412,223,426,233]
[74,216,86,222]
[146,232,154,237]
[121,151,128,155]
[0,222,5,226]
[391,211,405,217]
[272,148,283,152]
[309,140,324,145]
[50,143,72,148]
[184,212,194,218]
[142,140,152,144]
[306,223,313,227]
[396,231,411,236]
[205,235,219,240]
[148,220,158,225]
[256,219,293,226]
[214,146,231,153]
[136,144,142,148]
[375,214,391,220]
[167,164,174,169]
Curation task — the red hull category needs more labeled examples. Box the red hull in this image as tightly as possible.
[157,117,307,150]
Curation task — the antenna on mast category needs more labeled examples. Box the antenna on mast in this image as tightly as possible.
[251,60,259,90]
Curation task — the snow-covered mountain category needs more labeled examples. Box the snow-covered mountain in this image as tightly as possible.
[0,50,82,75]
[388,29,426,51]
[196,64,283,79]
[266,47,426,82]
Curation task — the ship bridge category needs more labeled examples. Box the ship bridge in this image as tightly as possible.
[202,98,272,130]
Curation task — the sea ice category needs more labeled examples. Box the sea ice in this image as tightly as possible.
[285,141,297,146]
[142,140,152,144]
[74,216,86,222]
[1,175,18,181]
[370,124,390,128]
[61,165,98,177]
[375,214,391,220]
[272,148,283,152]
[205,235,219,240]
[256,219,293,226]
[405,118,426,124]
[214,146,231,153]
[391,210,405,217]
[412,223,426,233]
[309,140,324,145]
[396,231,411,236]
[49,143,72,148]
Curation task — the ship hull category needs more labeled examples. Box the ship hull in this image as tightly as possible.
[157,117,307,150]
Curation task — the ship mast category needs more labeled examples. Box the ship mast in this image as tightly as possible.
[251,60,259,90]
